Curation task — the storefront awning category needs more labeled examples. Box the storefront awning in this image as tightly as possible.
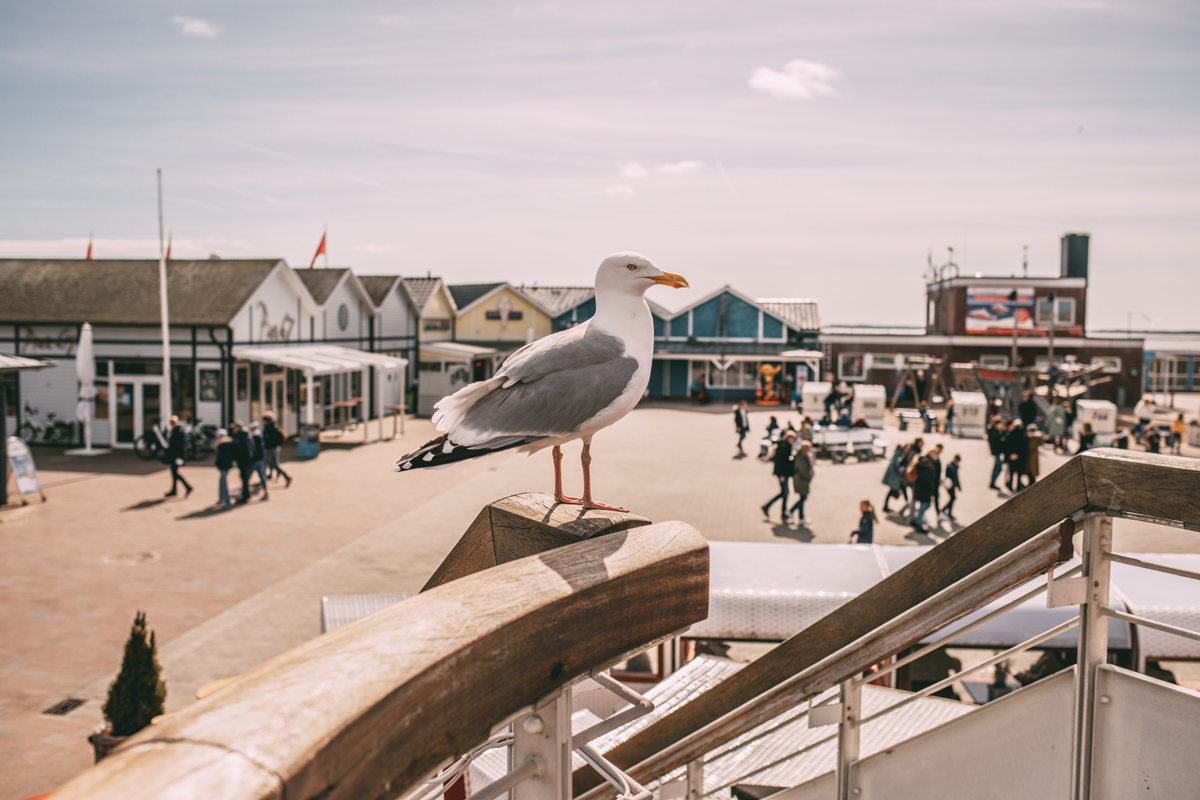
[233,345,406,376]
[419,341,499,362]
[0,353,55,372]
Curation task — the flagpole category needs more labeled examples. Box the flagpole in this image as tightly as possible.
[157,169,172,425]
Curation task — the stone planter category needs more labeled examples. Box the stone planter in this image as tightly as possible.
[87,724,127,762]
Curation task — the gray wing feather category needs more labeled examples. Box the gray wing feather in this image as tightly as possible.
[463,355,638,437]
[497,325,626,386]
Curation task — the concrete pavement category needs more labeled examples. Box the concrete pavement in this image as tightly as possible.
[2,402,1197,798]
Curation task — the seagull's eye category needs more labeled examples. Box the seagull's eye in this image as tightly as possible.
[626,263,638,271]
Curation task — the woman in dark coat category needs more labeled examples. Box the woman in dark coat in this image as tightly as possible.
[789,441,815,524]
[214,429,235,508]
[762,432,796,523]
[164,415,192,498]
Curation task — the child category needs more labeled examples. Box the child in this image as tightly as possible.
[850,500,879,544]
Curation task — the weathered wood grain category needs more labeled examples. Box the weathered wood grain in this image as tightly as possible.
[53,520,708,800]
[422,493,652,591]
[573,456,1090,793]
[1079,449,1200,531]
[576,520,1077,800]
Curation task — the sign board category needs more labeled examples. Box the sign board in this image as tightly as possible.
[966,288,1033,335]
[6,436,45,502]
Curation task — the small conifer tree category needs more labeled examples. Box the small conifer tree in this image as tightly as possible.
[102,611,167,736]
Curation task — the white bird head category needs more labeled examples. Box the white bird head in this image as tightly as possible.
[594,252,689,297]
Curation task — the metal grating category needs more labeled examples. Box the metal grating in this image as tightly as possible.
[43,698,85,716]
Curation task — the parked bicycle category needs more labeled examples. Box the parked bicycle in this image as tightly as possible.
[19,403,74,446]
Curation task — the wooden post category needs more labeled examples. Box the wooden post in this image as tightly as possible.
[423,493,653,591]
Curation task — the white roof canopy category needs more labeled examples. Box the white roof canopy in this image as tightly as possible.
[234,345,406,376]
[0,353,55,371]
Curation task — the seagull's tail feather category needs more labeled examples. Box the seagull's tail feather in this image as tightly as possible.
[394,433,541,472]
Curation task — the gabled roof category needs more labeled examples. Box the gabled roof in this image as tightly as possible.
[668,284,769,322]
[513,286,594,318]
[295,268,351,305]
[0,258,286,326]
[447,283,506,311]
[402,277,450,314]
[646,298,673,319]
[756,298,821,332]
[359,275,402,307]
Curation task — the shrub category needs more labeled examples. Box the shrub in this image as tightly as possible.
[102,611,167,737]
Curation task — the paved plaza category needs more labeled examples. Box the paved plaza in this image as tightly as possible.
[2,402,1197,798]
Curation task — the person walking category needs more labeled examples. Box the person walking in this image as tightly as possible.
[262,413,292,487]
[733,400,750,455]
[232,421,253,504]
[944,400,956,437]
[248,423,270,501]
[1004,420,1029,492]
[928,443,944,517]
[882,442,908,513]
[761,431,796,523]
[987,416,1006,489]
[214,428,235,508]
[942,454,963,522]
[163,415,193,498]
[789,440,815,524]
[850,500,879,543]
[911,453,938,532]
[1046,402,1067,453]
[1170,413,1187,454]
[1114,427,1130,449]
[1025,425,1045,485]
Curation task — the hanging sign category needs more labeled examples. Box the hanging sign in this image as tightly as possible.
[6,436,46,503]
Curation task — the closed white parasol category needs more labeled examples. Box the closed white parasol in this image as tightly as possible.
[67,322,107,455]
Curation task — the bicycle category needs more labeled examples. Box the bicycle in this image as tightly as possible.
[19,403,74,446]
[134,422,168,461]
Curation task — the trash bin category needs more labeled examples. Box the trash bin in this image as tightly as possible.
[297,423,321,460]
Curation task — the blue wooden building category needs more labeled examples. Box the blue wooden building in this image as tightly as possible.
[520,284,822,401]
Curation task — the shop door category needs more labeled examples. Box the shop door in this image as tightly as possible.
[113,378,163,446]
[263,377,285,422]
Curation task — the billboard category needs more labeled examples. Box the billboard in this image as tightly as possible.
[965,288,1033,335]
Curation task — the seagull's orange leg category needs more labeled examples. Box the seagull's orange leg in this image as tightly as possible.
[553,445,583,505]
[580,437,627,512]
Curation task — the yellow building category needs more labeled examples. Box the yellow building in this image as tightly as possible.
[448,283,555,346]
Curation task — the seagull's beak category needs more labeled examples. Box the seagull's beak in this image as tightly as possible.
[651,271,689,289]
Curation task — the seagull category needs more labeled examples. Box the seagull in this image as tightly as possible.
[396,252,688,510]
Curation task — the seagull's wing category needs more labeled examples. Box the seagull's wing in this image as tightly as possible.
[432,324,638,446]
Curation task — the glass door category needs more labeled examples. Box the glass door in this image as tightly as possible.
[115,382,135,444]
[141,382,162,439]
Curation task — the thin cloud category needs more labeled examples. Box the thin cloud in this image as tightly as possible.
[620,162,649,179]
[749,59,841,99]
[602,185,636,197]
[226,139,299,162]
[655,161,705,175]
[172,16,220,37]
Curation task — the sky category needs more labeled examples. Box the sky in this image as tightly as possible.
[1,0,1197,328]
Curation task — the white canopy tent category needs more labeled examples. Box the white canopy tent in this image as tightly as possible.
[233,345,407,441]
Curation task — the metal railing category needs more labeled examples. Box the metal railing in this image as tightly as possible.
[575,450,1199,800]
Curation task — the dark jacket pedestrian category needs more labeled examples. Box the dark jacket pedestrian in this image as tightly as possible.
[164,416,192,497]
[944,457,963,520]
[1018,393,1039,427]
[912,456,938,504]
[851,501,879,544]
[789,441,815,522]
[233,423,254,503]
[762,433,797,522]
[215,430,235,507]
[262,416,291,485]
[1004,422,1029,491]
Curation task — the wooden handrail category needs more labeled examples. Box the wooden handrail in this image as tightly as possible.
[53,518,709,800]
[574,449,1200,794]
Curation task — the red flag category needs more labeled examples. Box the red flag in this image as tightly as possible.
[86,235,93,259]
[165,234,172,260]
[309,231,326,268]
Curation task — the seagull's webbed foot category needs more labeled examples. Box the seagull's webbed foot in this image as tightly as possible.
[555,491,585,505]
[581,499,628,512]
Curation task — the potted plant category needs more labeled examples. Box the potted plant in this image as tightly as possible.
[88,611,167,761]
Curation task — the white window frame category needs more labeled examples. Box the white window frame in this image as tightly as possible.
[870,353,898,369]
[1036,297,1076,326]
[839,353,867,382]
[980,355,1009,368]
[1091,356,1121,374]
